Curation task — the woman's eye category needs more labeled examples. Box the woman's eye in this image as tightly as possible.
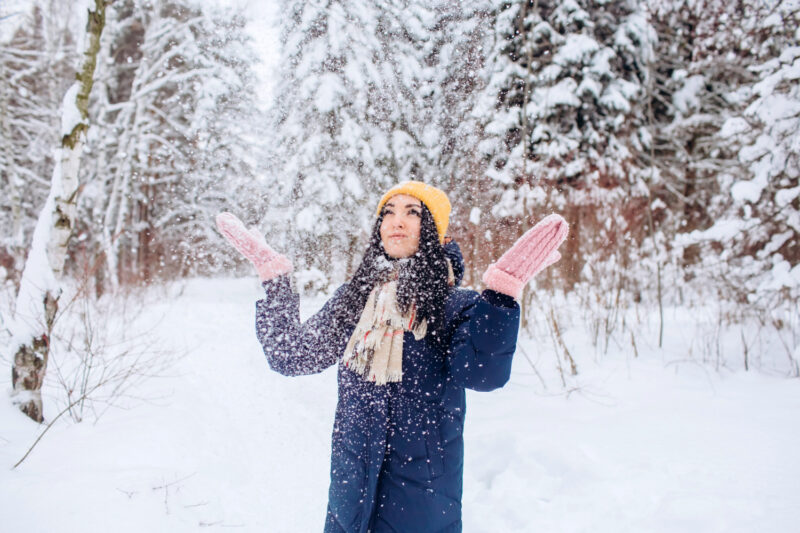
[408,209,421,217]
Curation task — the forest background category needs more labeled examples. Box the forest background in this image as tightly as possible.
[0,1,799,529]
[1,0,799,418]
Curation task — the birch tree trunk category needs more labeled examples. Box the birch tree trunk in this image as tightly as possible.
[8,0,106,423]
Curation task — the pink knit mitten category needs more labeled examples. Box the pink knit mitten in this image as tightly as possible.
[216,212,293,282]
[482,214,569,300]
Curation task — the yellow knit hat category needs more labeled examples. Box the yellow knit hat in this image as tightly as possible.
[376,181,451,243]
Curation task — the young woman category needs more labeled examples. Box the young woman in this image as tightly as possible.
[216,181,568,533]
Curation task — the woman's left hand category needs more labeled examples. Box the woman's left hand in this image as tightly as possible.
[481,214,569,299]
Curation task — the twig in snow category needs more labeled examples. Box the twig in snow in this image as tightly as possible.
[151,472,197,491]
[12,382,104,469]
[516,343,547,390]
[665,358,718,394]
[184,501,209,508]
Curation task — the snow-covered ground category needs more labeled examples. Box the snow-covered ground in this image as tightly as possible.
[1,278,799,532]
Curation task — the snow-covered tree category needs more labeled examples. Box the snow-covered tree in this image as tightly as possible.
[475,0,658,297]
[266,0,395,288]
[8,0,106,422]
[652,0,800,309]
[0,2,76,289]
[425,2,495,286]
[267,0,482,289]
[80,0,265,288]
[645,0,799,308]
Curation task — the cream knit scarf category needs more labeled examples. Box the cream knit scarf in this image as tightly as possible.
[342,277,427,385]
[343,258,457,385]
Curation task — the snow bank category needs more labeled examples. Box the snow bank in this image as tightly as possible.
[1,278,799,532]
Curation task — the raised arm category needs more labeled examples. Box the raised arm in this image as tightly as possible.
[447,289,520,391]
[256,277,352,376]
[216,212,351,376]
[448,214,569,391]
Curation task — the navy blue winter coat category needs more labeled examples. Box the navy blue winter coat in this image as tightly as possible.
[255,247,520,532]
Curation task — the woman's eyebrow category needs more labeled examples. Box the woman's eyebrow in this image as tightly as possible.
[384,201,422,209]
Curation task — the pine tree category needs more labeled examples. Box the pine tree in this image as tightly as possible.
[646,0,799,310]
[475,0,657,294]
[268,0,502,289]
[267,0,400,289]
[426,1,495,285]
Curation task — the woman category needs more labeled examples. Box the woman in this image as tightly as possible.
[217,181,568,532]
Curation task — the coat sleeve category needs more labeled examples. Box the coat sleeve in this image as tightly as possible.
[255,276,352,376]
[447,289,520,392]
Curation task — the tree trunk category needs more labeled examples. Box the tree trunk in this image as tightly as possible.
[9,0,106,423]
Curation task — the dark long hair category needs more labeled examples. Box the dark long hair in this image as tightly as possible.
[340,205,450,332]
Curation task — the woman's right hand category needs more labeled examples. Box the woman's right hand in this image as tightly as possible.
[216,212,293,282]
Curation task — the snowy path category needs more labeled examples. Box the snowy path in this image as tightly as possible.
[1,278,799,532]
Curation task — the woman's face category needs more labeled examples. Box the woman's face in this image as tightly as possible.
[380,194,423,259]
